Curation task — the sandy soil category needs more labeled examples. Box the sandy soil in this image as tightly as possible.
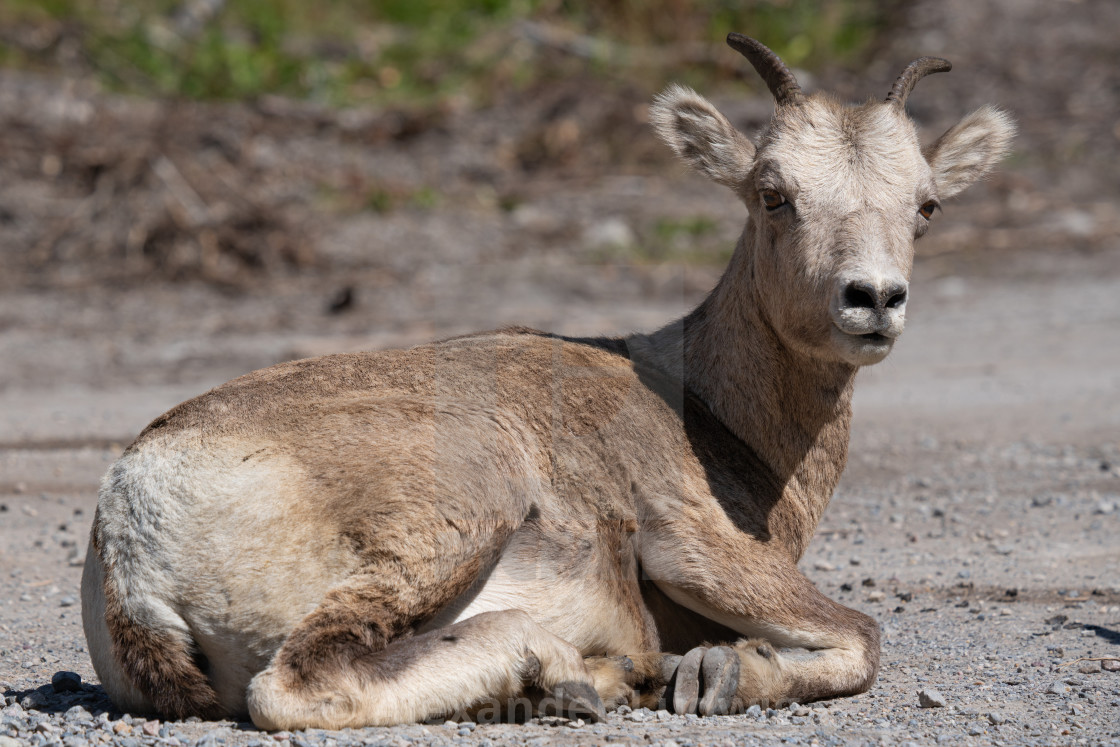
[2,0,1120,744]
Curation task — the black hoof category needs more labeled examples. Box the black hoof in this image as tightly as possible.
[671,646,708,715]
[697,646,740,716]
[551,680,606,723]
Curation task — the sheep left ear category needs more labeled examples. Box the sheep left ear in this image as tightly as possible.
[925,105,1016,199]
[650,84,756,191]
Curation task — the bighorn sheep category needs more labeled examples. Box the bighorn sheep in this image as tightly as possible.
[82,35,1014,729]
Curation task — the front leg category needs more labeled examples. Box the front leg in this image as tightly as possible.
[642,542,880,712]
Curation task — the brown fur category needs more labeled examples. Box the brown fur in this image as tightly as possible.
[82,38,1014,727]
[92,510,224,720]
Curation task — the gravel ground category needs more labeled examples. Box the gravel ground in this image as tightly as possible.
[2,250,1119,747]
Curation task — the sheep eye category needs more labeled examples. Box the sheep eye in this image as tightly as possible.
[760,189,787,211]
[919,200,939,220]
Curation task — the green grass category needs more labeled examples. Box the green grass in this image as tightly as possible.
[0,0,893,106]
[588,214,733,265]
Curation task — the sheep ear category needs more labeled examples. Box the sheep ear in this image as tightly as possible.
[650,84,755,191]
[925,105,1016,199]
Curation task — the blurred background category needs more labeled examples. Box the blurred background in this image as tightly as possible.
[0,0,1117,440]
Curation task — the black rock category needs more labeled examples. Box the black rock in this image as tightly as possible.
[52,672,82,693]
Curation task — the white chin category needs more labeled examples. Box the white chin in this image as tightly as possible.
[832,327,895,366]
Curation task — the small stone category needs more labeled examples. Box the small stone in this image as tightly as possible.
[849,557,861,566]
[1044,681,1067,695]
[868,591,886,602]
[457,727,472,736]
[0,737,21,747]
[967,725,983,736]
[20,690,49,709]
[988,711,1006,725]
[141,720,160,737]
[64,705,91,720]
[1101,659,1120,672]
[112,721,131,735]
[813,560,835,571]
[1077,661,1101,674]
[51,671,82,693]
[917,689,947,708]
[791,704,810,717]
[745,704,763,717]
[58,596,76,608]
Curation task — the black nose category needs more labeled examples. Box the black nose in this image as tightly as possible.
[842,281,908,311]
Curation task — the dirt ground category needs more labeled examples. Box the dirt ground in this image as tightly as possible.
[2,0,1120,745]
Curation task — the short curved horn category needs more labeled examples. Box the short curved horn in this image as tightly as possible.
[726,33,803,105]
[885,57,952,107]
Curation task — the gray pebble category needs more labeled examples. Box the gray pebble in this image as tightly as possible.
[58,596,76,608]
[917,689,947,708]
[987,711,1006,725]
[1044,681,1067,695]
[19,691,49,710]
[62,705,90,721]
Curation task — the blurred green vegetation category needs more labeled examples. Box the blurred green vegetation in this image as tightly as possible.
[0,0,891,106]
[588,214,733,266]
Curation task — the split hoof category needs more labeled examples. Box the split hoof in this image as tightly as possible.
[671,646,708,715]
[697,646,740,716]
[550,680,606,723]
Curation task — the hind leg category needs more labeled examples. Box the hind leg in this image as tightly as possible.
[248,608,604,729]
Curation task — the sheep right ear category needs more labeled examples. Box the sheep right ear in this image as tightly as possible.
[925,105,1016,199]
[650,84,755,191]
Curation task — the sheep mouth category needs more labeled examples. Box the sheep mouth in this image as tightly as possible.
[856,332,891,344]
